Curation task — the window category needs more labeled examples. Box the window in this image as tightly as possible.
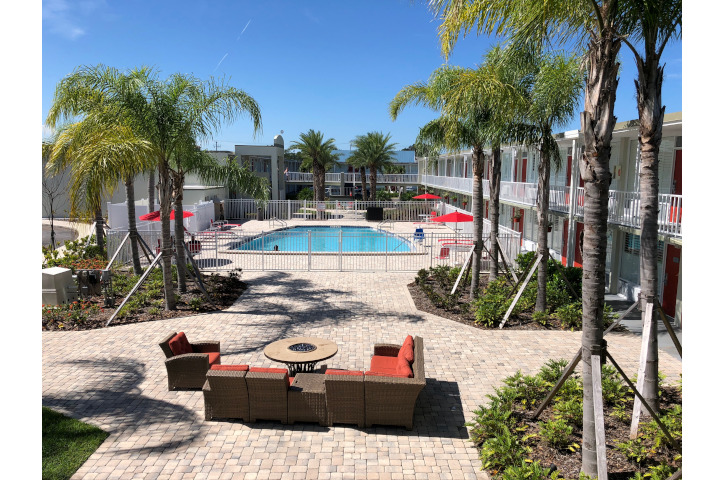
[624,232,640,255]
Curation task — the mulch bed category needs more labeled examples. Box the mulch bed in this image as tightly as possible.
[408,279,583,331]
[42,272,247,331]
[514,385,682,479]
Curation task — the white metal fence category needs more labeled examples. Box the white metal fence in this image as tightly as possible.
[106,228,521,273]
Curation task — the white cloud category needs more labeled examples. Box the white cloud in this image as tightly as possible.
[43,0,106,40]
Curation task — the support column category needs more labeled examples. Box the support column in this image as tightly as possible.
[565,139,579,267]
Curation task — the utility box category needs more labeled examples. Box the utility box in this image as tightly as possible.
[42,267,77,305]
[366,207,384,221]
[77,269,103,298]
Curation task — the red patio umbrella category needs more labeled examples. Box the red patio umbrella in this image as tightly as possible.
[433,211,474,234]
[413,193,442,200]
[139,210,194,221]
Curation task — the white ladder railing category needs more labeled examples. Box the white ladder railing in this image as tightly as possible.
[268,217,288,229]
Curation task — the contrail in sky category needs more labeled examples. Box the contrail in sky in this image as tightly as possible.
[213,53,229,72]
[236,20,252,41]
[213,19,251,73]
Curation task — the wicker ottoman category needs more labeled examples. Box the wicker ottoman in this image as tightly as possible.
[288,373,327,426]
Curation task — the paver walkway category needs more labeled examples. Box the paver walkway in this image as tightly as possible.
[42,271,682,480]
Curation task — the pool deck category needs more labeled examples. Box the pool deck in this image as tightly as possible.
[42,270,682,480]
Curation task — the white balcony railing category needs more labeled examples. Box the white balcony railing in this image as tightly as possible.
[422,171,682,237]
[286,172,341,182]
[286,172,312,182]
[344,173,418,184]
[421,175,473,194]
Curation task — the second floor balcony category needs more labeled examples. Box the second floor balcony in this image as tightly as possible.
[422,174,682,238]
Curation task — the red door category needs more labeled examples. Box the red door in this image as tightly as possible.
[566,155,572,187]
[662,244,681,318]
[574,222,584,267]
[521,158,527,182]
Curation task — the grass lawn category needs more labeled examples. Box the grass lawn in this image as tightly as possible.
[42,407,108,480]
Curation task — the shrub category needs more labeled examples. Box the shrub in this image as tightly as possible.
[540,418,573,448]
[479,427,527,472]
[555,302,582,330]
[501,460,553,480]
[415,269,429,285]
[538,359,569,384]
[189,297,204,311]
[296,187,314,201]
[553,397,583,428]
[601,364,628,405]
[532,311,550,326]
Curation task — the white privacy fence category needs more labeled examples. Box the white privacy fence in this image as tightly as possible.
[107,200,215,233]
[106,228,521,273]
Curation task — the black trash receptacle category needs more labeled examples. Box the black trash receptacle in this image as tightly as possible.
[366,207,384,221]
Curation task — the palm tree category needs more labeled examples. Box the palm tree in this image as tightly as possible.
[350,132,398,201]
[618,0,681,415]
[502,49,584,312]
[289,130,341,203]
[346,146,369,201]
[45,117,153,270]
[391,61,519,296]
[47,65,262,310]
[170,144,270,293]
[431,1,625,473]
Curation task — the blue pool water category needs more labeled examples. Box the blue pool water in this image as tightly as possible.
[235,226,412,253]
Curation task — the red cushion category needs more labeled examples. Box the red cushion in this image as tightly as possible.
[325,369,364,376]
[168,332,193,356]
[210,364,249,371]
[370,355,399,374]
[249,367,290,386]
[288,377,295,387]
[365,371,410,378]
[206,352,221,366]
[398,335,414,363]
[396,356,414,378]
[249,367,288,374]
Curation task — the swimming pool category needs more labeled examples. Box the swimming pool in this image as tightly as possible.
[234,226,413,253]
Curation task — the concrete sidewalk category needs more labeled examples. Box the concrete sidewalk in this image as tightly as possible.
[606,294,682,362]
[42,272,682,480]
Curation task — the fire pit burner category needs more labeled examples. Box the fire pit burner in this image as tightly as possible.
[288,343,317,352]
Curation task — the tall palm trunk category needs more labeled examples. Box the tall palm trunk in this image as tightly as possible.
[578,27,620,476]
[172,172,188,293]
[94,207,105,252]
[360,166,368,201]
[313,160,325,219]
[158,160,176,310]
[535,142,551,312]
[488,145,502,281]
[470,145,485,298]
[148,169,156,212]
[369,168,378,201]
[125,176,143,275]
[636,55,665,416]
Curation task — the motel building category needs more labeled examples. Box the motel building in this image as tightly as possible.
[416,112,683,326]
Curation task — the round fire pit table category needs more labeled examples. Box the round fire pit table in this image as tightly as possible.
[263,337,338,376]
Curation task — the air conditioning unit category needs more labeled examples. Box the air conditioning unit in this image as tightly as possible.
[42,267,78,305]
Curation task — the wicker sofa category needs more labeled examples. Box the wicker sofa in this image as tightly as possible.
[159,331,221,390]
[201,336,425,430]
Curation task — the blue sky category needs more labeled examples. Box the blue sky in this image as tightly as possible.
[42,0,682,152]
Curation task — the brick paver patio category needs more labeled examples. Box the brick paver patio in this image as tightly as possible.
[42,271,682,480]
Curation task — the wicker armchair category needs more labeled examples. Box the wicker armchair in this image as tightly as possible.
[203,369,250,421]
[364,336,426,430]
[245,369,289,424]
[158,331,221,390]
